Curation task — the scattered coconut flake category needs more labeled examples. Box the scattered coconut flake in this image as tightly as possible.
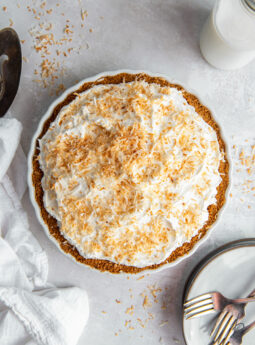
[125,305,134,315]
[159,320,168,327]
[143,295,152,308]
[137,275,145,280]
[81,9,88,20]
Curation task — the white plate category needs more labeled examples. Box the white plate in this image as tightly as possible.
[183,239,255,345]
[27,69,231,274]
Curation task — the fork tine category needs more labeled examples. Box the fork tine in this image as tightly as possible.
[217,316,236,344]
[212,338,221,345]
[211,310,228,337]
[214,313,232,342]
[220,320,237,345]
[184,297,213,313]
[184,293,212,307]
[185,302,214,317]
[186,306,215,320]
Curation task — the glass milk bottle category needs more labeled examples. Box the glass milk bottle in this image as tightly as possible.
[200,0,255,69]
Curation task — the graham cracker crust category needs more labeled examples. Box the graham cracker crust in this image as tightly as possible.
[31,72,229,274]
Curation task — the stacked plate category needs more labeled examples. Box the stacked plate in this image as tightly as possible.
[183,239,255,345]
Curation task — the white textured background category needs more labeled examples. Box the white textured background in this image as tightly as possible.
[1,1,255,344]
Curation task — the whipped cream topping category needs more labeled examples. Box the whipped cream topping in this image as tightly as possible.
[39,80,223,267]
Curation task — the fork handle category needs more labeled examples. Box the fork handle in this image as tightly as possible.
[231,296,255,304]
[232,288,255,304]
[247,288,255,298]
[242,320,255,335]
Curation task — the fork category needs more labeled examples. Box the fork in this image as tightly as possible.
[210,289,255,345]
[183,290,255,320]
[227,320,255,345]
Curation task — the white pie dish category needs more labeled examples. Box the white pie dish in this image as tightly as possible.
[27,69,231,274]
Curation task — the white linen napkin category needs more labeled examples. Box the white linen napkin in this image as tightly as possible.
[0,118,89,345]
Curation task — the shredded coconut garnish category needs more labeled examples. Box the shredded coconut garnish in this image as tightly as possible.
[39,81,222,267]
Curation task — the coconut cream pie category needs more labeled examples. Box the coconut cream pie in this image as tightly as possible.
[31,73,229,273]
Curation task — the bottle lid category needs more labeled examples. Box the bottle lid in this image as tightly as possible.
[244,0,255,11]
